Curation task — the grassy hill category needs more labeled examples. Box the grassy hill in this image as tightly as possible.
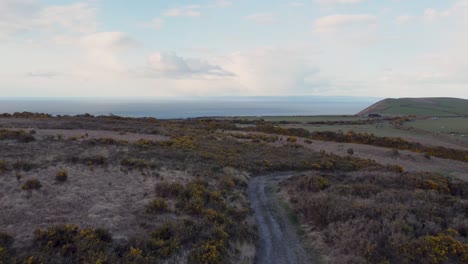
[358,97,468,117]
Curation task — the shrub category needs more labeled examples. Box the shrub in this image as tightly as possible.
[21,178,42,191]
[281,171,468,263]
[189,241,223,264]
[121,159,156,170]
[287,136,297,143]
[16,173,22,181]
[0,160,8,174]
[0,232,13,248]
[33,225,112,262]
[81,155,107,166]
[424,152,431,160]
[154,182,184,198]
[149,223,181,258]
[145,198,169,214]
[55,169,68,182]
[0,129,35,143]
[12,161,35,171]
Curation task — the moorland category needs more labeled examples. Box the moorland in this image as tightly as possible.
[0,98,467,264]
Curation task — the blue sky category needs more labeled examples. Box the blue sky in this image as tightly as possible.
[1,0,467,98]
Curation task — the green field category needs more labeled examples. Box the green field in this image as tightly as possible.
[359,97,468,117]
[408,117,468,135]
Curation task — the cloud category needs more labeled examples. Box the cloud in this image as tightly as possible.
[140,18,164,29]
[50,32,138,72]
[245,13,276,23]
[424,8,450,22]
[145,52,234,79]
[27,71,62,78]
[163,5,201,17]
[219,48,324,94]
[0,1,97,38]
[79,32,138,51]
[38,3,97,33]
[0,0,39,37]
[315,0,365,4]
[213,0,232,7]
[314,14,377,32]
[396,15,414,25]
[288,2,306,7]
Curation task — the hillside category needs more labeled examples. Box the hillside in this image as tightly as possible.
[357,97,468,117]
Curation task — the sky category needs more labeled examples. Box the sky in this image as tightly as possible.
[1,0,467,98]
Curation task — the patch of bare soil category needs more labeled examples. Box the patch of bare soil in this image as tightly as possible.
[248,173,313,264]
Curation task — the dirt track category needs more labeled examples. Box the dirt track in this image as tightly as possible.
[248,173,312,264]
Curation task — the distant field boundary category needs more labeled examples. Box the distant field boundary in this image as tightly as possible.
[240,123,468,163]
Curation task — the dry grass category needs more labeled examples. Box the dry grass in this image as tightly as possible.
[280,171,468,263]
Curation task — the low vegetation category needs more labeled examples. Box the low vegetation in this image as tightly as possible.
[281,171,468,263]
[21,178,42,191]
[0,112,466,263]
[55,169,68,182]
[0,129,35,143]
[245,123,468,162]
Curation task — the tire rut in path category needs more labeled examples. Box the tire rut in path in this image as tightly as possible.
[248,173,312,264]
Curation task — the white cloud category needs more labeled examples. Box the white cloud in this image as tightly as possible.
[145,52,234,79]
[289,2,306,7]
[219,48,323,94]
[314,14,377,32]
[79,32,137,51]
[0,1,97,38]
[213,0,232,7]
[140,18,164,29]
[27,70,62,78]
[396,15,414,25]
[315,0,365,4]
[38,3,97,33]
[245,13,276,23]
[163,5,201,17]
[424,8,450,22]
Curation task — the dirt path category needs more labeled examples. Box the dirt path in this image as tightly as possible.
[248,173,312,264]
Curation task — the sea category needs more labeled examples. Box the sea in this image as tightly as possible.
[0,97,380,119]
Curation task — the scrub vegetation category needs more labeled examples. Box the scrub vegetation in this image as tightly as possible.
[0,112,466,263]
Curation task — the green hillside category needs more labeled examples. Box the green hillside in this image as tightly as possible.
[358,97,468,117]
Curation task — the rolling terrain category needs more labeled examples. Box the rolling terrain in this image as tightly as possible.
[357,97,468,117]
[0,110,467,263]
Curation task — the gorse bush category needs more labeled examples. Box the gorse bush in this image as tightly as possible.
[29,225,112,263]
[154,182,184,199]
[121,158,157,170]
[0,160,8,174]
[0,129,35,143]
[12,161,35,171]
[0,232,13,249]
[0,231,13,264]
[55,169,68,182]
[281,171,468,264]
[21,178,42,191]
[145,198,169,214]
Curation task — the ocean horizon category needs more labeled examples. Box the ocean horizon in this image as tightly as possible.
[0,96,380,119]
